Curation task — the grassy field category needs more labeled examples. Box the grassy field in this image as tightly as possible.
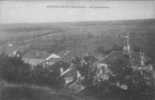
[0,82,125,100]
[0,86,76,100]
[0,19,155,59]
[0,82,98,100]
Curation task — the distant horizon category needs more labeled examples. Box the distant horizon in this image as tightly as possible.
[0,1,155,24]
[1,18,155,26]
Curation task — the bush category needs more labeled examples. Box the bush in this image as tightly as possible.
[31,64,65,89]
[0,54,65,89]
[0,54,32,83]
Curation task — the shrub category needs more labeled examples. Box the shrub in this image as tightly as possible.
[31,64,65,89]
[0,54,65,89]
[0,54,31,83]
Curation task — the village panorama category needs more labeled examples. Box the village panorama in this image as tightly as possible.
[0,1,155,100]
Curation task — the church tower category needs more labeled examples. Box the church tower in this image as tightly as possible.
[123,32,131,57]
[140,50,145,66]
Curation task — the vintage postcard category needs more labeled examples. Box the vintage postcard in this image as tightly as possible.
[0,0,155,100]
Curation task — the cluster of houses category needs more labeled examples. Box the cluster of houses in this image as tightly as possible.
[9,32,154,93]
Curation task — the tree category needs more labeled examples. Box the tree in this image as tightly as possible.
[79,51,155,100]
[0,54,32,83]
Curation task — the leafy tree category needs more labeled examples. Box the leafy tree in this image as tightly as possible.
[0,54,65,89]
[78,52,155,100]
[0,54,31,83]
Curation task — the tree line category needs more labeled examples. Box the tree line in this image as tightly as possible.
[0,51,154,100]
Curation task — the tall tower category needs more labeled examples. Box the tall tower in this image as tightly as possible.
[140,50,145,66]
[123,32,131,57]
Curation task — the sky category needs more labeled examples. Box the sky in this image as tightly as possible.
[0,0,155,24]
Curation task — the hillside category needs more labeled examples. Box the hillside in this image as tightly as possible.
[0,19,155,60]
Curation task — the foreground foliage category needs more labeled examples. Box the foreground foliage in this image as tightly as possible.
[0,54,64,89]
[0,52,154,100]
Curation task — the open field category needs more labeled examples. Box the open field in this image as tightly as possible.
[0,85,79,100]
[0,82,124,100]
[0,19,155,60]
[0,82,98,100]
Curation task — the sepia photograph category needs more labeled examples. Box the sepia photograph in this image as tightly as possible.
[0,0,155,100]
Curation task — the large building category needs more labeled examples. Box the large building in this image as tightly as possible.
[130,33,155,65]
